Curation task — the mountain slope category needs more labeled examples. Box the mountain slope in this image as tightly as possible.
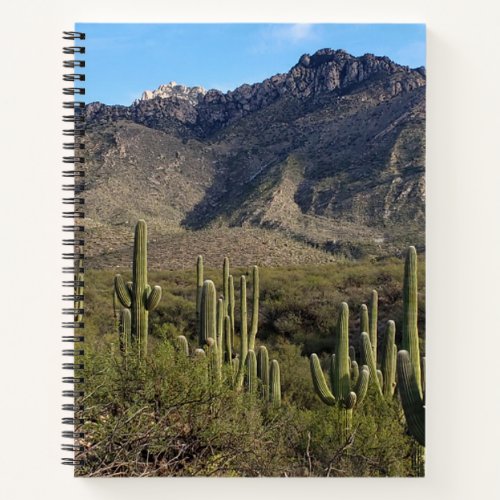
[84,48,426,268]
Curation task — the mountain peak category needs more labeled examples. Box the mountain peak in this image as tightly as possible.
[140,81,207,104]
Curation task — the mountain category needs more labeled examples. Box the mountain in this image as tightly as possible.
[84,49,425,269]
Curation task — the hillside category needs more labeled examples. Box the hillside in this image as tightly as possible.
[84,48,425,268]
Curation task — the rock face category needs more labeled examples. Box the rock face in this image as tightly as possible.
[85,48,426,266]
[139,81,206,105]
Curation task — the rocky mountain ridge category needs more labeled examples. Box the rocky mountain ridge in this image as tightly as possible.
[84,48,426,268]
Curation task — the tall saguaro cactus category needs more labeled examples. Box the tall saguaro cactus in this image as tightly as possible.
[360,332,383,396]
[245,349,257,393]
[228,274,235,350]
[114,220,162,358]
[236,275,248,388]
[223,257,230,312]
[332,302,351,403]
[196,256,204,342]
[397,350,425,446]
[369,290,378,362]
[360,304,369,337]
[257,345,270,400]
[249,265,260,351]
[200,280,217,346]
[269,359,281,407]
[382,320,397,398]
[402,246,422,396]
[310,302,370,436]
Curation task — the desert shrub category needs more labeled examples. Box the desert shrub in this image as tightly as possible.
[79,341,298,477]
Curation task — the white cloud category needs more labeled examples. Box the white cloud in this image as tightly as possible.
[282,24,316,42]
[251,24,319,54]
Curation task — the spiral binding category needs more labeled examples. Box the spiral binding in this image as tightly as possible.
[62,30,85,468]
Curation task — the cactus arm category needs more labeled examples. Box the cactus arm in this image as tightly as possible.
[200,280,217,347]
[231,357,239,377]
[351,360,359,382]
[332,303,351,402]
[329,353,336,392]
[175,335,189,356]
[245,350,257,393]
[360,304,369,337]
[228,274,235,350]
[216,298,224,362]
[113,289,119,333]
[402,246,422,396]
[397,350,425,446]
[344,392,357,410]
[236,276,248,388]
[114,274,132,308]
[310,354,336,406]
[119,308,131,355]
[249,265,260,351]
[240,276,247,354]
[421,356,426,399]
[269,359,281,407]
[377,369,384,388]
[382,320,397,398]
[257,345,270,400]
[223,257,230,313]
[145,285,162,311]
[196,255,203,342]
[349,345,356,364]
[361,332,383,396]
[353,365,370,405]
[369,290,378,363]
[205,337,221,383]
[224,316,232,363]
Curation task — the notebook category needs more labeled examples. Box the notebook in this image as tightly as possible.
[62,23,426,477]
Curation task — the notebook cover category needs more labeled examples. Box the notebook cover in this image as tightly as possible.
[64,23,426,477]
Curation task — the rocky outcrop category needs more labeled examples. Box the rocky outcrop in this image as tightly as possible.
[139,81,206,105]
[86,48,425,137]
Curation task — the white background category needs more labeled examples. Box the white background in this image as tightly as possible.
[1,0,499,498]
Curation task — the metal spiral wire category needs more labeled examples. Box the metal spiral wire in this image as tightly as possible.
[62,30,85,467]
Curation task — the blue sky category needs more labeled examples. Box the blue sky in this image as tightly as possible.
[76,23,426,105]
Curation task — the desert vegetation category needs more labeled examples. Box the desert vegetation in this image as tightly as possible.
[76,220,425,477]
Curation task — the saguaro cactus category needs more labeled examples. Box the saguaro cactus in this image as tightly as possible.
[402,246,422,396]
[228,274,235,350]
[175,335,190,356]
[269,359,281,407]
[382,320,397,398]
[332,302,351,402]
[360,304,369,337]
[236,275,248,388]
[360,332,383,396]
[223,315,232,363]
[216,297,224,364]
[119,308,131,355]
[257,345,270,400]
[245,349,257,393]
[114,220,162,358]
[196,255,204,342]
[369,290,378,362]
[223,257,230,312]
[206,337,222,384]
[249,265,260,351]
[310,303,370,436]
[200,280,217,346]
[397,350,425,446]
